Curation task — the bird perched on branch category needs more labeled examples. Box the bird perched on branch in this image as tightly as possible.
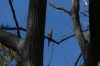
[48,28,53,46]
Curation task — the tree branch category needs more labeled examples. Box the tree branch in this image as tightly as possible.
[8,0,21,37]
[1,26,26,31]
[0,28,24,52]
[75,53,82,66]
[47,43,54,66]
[58,28,89,44]
[49,2,71,14]
[45,36,59,44]
[45,28,89,45]
[71,0,89,63]
[1,25,89,45]
[80,11,89,17]
[83,0,89,6]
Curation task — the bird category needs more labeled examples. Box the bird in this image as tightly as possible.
[48,28,53,46]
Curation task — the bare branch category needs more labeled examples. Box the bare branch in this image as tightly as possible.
[63,54,70,66]
[75,53,82,66]
[8,0,21,37]
[1,26,26,31]
[81,12,89,17]
[48,0,89,50]
[49,2,71,14]
[45,36,59,44]
[80,11,89,17]
[47,43,54,66]
[71,0,88,48]
[0,28,24,52]
[1,27,88,45]
[71,0,89,63]
[45,28,89,44]
[1,26,89,45]
[58,28,89,44]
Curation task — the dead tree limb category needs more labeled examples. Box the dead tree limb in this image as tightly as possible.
[49,2,71,14]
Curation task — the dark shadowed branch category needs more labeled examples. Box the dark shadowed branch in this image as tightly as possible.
[75,53,82,66]
[45,36,59,44]
[47,43,54,66]
[1,26,26,31]
[8,0,21,37]
[0,28,24,52]
[80,11,89,17]
[1,26,89,45]
[58,28,89,44]
[45,28,89,44]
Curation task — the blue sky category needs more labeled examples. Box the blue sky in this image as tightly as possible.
[0,0,89,66]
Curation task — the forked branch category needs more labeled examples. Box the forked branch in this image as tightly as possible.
[49,2,71,15]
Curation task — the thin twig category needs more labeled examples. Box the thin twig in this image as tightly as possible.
[63,54,70,66]
[75,53,82,66]
[58,28,89,44]
[81,11,89,17]
[47,43,54,66]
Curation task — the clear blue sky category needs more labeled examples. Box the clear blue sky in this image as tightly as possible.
[0,0,89,66]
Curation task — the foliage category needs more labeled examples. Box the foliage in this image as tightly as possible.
[84,32,90,40]
[0,43,19,66]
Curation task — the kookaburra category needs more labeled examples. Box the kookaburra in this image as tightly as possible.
[48,28,53,46]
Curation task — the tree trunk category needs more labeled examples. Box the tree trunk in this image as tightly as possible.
[0,0,46,66]
[85,0,100,66]
[20,0,47,66]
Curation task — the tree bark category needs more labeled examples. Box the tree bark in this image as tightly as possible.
[0,0,47,66]
[20,0,47,66]
[87,0,100,66]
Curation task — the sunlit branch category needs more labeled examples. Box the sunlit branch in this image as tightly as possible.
[49,2,71,15]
